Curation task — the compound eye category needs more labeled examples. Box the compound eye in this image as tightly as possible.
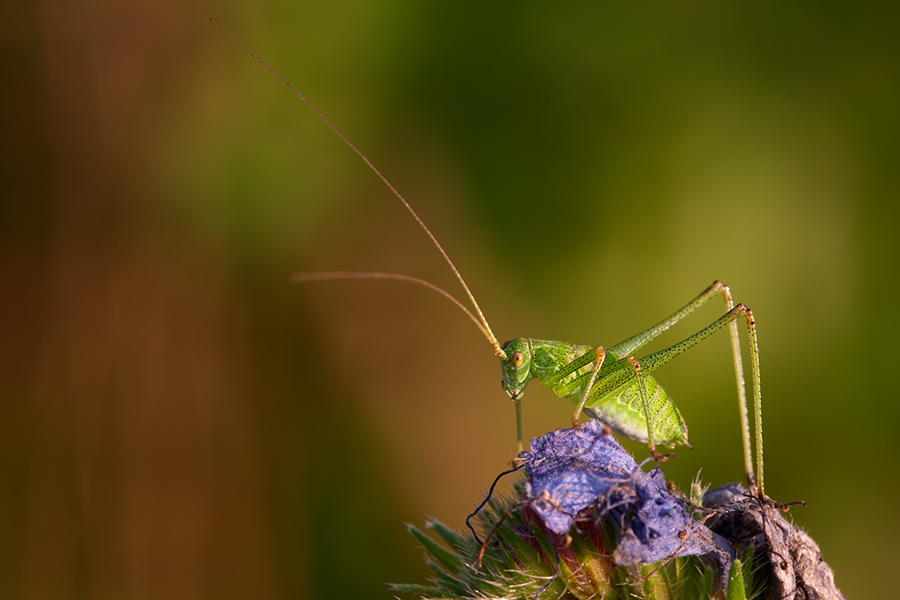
[512,351,525,367]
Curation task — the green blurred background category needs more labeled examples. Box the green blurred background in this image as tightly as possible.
[3,1,897,598]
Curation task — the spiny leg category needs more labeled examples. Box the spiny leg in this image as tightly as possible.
[626,356,676,462]
[608,280,734,358]
[720,287,754,492]
[744,307,763,497]
[633,304,764,497]
[572,346,606,429]
[604,281,755,488]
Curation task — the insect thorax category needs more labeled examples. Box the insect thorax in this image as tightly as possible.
[529,340,595,393]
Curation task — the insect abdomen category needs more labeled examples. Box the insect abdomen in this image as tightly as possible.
[585,376,689,447]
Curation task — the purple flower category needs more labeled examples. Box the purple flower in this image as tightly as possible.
[520,420,734,572]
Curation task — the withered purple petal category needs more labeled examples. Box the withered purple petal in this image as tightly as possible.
[613,467,734,570]
[520,420,636,535]
[520,420,734,574]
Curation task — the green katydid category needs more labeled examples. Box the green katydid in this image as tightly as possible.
[212,20,766,497]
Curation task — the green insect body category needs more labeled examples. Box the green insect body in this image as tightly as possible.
[500,338,689,448]
[497,280,760,477]
[214,20,767,498]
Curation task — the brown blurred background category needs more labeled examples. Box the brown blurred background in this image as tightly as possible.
[3,1,898,598]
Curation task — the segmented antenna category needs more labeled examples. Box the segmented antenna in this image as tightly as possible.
[291,271,498,348]
[211,19,506,359]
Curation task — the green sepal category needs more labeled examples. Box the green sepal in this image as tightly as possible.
[726,559,746,600]
[389,582,459,598]
[639,563,672,600]
[702,565,715,598]
[428,519,467,552]
[408,524,463,573]
[423,558,468,597]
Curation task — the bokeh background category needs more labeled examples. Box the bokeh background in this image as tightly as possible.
[3,1,897,598]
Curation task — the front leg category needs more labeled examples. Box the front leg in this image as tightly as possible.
[571,346,606,429]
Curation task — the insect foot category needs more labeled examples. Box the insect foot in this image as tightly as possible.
[650,448,678,463]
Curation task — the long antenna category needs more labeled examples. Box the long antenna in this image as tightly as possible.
[211,19,506,359]
[291,272,498,346]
